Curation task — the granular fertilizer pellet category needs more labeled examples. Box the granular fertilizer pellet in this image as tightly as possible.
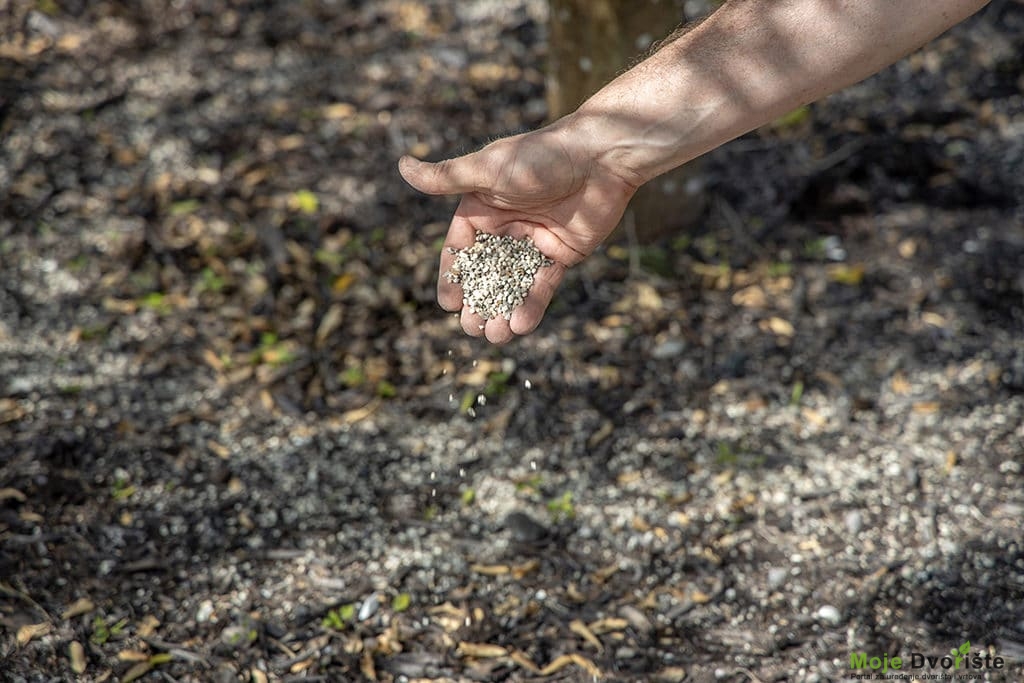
[443,232,553,320]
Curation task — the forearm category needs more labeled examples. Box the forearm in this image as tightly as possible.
[564,0,990,186]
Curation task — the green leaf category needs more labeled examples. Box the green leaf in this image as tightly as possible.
[547,491,575,520]
[959,641,970,655]
[339,365,365,388]
[773,105,811,128]
[139,291,171,315]
[376,380,397,398]
[789,380,804,407]
[391,593,411,612]
[169,199,200,216]
[291,190,319,215]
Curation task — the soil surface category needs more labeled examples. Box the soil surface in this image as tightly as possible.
[2,1,1023,682]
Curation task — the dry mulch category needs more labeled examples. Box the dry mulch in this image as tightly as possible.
[2,1,1023,681]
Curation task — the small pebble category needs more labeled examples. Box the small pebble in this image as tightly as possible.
[767,567,788,590]
[815,604,842,626]
[444,232,553,320]
[844,510,863,535]
[358,594,379,621]
[196,599,215,623]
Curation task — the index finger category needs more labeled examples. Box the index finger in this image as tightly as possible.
[437,212,477,312]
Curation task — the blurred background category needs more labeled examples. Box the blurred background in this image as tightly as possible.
[1,1,1023,681]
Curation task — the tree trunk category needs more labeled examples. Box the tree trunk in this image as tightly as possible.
[547,0,705,243]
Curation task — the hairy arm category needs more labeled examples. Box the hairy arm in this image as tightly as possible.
[567,0,992,187]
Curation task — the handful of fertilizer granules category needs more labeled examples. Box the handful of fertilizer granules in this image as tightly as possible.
[443,232,553,320]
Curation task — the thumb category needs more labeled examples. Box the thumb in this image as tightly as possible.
[398,153,483,196]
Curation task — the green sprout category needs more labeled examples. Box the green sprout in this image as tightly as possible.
[322,604,355,631]
[547,491,575,520]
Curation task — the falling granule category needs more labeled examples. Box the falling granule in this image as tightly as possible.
[476,394,486,406]
[430,471,436,481]
[530,460,537,470]
[444,232,553,320]
[524,379,532,390]
[467,407,476,418]
[472,360,478,367]
[448,393,454,403]
[431,488,436,497]
[459,468,465,477]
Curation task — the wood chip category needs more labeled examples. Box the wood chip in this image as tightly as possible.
[118,650,150,662]
[61,597,95,620]
[16,622,50,646]
[457,642,508,658]
[470,563,510,576]
[0,487,27,503]
[342,399,380,424]
[760,316,795,337]
[315,304,345,347]
[121,661,153,683]
[511,559,539,579]
[360,650,377,680]
[570,619,603,652]
[249,669,269,683]
[69,641,86,674]
[592,562,619,584]
[508,649,541,674]
[539,653,601,677]
[588,617,629,635]
[137,615,160,638]
[732,285,767,308]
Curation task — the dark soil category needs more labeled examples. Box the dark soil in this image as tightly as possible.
[2,1,1023,681]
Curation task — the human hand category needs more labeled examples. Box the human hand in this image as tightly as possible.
[398,118,638,344]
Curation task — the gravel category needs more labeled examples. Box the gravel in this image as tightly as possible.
[444,232,553,320]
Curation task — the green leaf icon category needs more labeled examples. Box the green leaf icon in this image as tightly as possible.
[959,641,970,655]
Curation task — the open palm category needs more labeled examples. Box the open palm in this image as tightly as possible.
[399,123,637,344]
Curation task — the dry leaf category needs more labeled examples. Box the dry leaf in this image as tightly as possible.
[341,400,380,424]
[634,281,663,310]
[0,487,27,503]
[569,619,603,652]
[588,420,614,448]
[761,316,795,337]
[360,650,377,680]
[69,641,86,674]
[121,661,153,683]
[511,559,540,579]
[322,102,357,119]
[470,563,510,576]
[509,649,541,674]
[17,622,50,646]
[827,263,865,286]
[540,653,601,677]
[137,615,160,638]
[732,285,767,308]
[588,617,629,635]
[315,304,344,347]
[61,597,95,620]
